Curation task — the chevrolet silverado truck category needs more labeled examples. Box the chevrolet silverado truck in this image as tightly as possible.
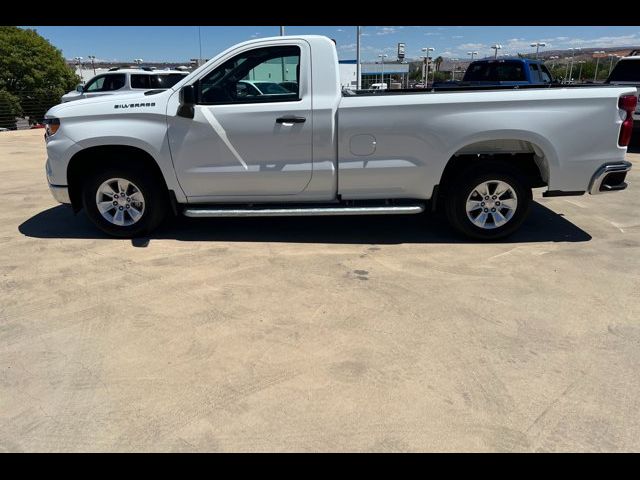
[43,35,637,240]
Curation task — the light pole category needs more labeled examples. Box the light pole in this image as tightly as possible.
[530,42,546,59]
[467,51,478,61]
[450,58,459,80]
[568,47,580,83]
[134,58,143,66]
[378,54,388,86]
[608,54,619,74]
[198,27,202,66]
[576,60,585,82]
[87,55,96,75]
[491,44,502,59]
[548,55,559,69]
[593,51,605,82]
[74,56,83,80]
[356,26,361,90]
[280,26,285,36]
[421,47,434,86]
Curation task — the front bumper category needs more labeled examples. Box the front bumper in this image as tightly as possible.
[588,161,632,195]
[49,182,71,204]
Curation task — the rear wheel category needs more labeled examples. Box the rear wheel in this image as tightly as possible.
[444,164,532,240]
[82,164,167,238]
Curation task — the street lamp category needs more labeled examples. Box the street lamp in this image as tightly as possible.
[530,42,546,59]
[280,26,285,36]
[87,55,96,75]
[568,47,580,83]
[548,55,559,68]
[378,54,388,86]
[356,26,361,90]
[576,60,585,83]
[491,44,502,59]
[134,58,143,66]
[450,58,459,80]
[421,47,434,86]
[608,54,619,74]
[467,51,478,61]
[73,56,83,80]
[593,51,605,82]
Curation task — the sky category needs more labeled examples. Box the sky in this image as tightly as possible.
[23,26,640,63]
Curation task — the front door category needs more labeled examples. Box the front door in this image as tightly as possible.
[167,43,313,199]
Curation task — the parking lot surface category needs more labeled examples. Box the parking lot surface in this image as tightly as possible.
[1,129,639,452]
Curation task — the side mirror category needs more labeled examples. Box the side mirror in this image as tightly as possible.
[177,85,195,118]
[76,84,84,92]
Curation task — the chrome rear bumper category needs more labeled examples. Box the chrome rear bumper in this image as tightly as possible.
[588,161,632,195]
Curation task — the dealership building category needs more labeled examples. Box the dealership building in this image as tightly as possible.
[339,60,411,89]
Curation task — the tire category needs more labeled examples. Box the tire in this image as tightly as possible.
[444,162,532,240]
[82,162,168,238]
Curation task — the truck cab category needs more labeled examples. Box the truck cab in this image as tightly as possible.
[461,58,555,86]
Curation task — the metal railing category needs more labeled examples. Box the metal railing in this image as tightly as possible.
[0,90,64,131]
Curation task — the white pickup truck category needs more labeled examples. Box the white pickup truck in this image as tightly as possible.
[44,35,637,240]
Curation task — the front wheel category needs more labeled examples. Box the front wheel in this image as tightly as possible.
[444,166,532,240]
[82,165,167,238]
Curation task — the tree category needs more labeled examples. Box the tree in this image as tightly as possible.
[432,71,448,82]
[0,26,80,124]
[434,56,443,72]
[0,90,22,129]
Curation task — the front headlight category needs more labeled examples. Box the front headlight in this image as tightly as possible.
[43,117,60,137]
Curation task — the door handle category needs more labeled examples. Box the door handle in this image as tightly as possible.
[276,115,306,124]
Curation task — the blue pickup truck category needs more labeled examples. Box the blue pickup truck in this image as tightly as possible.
[435,58,556,88]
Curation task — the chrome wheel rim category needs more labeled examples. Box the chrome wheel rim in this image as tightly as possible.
[95,178,145,227]
[466,180,518,230]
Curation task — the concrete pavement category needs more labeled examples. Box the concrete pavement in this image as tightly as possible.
[1,130,639,452]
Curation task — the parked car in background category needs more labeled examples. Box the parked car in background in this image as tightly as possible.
[279,81,299,93]
[61,68,189,103]
[605,54,640,127]
[239,80,292,95]
[369,83,388,90]
[435,58,555,88]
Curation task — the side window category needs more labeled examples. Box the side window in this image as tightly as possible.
[131,75,150,89]
[529,64,541,82]
[84,75,106,92]
[198,45,301,105]
[149,73,188,88]
[103,74,125,91]
[495,63,525,81]
[540,65,553,83]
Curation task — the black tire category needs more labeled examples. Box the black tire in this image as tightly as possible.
[444,162,532,240]
[82,162,168,238]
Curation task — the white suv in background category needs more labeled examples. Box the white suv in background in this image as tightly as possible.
[61,68,189,103]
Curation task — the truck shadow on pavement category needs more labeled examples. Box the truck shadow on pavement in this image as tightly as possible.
[19,201,591,245]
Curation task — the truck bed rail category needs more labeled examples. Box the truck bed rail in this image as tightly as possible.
[344,83,621,96]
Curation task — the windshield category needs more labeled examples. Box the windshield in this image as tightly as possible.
[464,61,526,82]
[607,60,640,82]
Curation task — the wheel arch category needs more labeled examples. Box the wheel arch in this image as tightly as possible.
[67,144,169,213]
[435,132,558,200]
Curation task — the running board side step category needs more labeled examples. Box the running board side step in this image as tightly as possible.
[183,204,425,218]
